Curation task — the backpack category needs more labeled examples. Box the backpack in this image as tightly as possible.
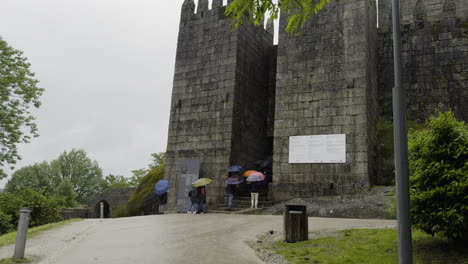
[188,189,194,198]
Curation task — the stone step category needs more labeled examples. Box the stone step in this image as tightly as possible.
[218,206,265,211]
[219,201,274,207]
[223,196,270,202]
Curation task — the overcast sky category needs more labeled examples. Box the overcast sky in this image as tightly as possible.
[0,0,207,186]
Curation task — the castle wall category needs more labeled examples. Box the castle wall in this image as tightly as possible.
[165,0,274,210]
[377,0,468,121]
[271,0,378,200]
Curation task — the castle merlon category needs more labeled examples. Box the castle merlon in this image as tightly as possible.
[197,0,209,13]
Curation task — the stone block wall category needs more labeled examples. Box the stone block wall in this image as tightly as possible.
[88,187,135,218]
[271,0,378,201]
[165,0,275,210]
[377,0,468,121]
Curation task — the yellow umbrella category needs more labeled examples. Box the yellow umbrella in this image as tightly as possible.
[192,178,212,187]
[243,170,257,177]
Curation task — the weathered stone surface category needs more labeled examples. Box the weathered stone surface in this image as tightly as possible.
[166,0,467,209]
[377,0,468,121]
[375,0,468,184]
[271,0,378,200]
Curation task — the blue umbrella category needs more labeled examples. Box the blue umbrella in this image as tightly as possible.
[227,165,245,172]
[155,180,170,195]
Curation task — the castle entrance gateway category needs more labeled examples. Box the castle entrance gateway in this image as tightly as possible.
[94,200,110,218]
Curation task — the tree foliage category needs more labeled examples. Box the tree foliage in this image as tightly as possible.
[0,187,63,234]
[225,0,334,34]
[4,149,103,205]
[129,152,166,186]
[408,111,468,241]
[101,174,133,190]
[4,161,60,194]
[54,177,77,208]
[50,149,103,204]
[0,37,44,179]
[149,152,166,169]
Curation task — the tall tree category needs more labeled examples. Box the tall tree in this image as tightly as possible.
[225,0,334,34]
[148,152,166,169]
[4,161,59,194]
[55,177,77,208]
[0,37,44,179]
[129,152,166,186]
[50,149,103,204]
[101,174,133,190]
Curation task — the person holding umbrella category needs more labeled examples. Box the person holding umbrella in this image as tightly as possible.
[155,180,170,214]
[225,175,244,210]
[246,172,265,209]
[192,178,211,213]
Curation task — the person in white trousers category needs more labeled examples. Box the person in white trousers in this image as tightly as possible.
[248,181,261,209]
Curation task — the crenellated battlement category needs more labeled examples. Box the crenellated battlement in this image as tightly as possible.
[179,0,275,42]
[180,0,229,24]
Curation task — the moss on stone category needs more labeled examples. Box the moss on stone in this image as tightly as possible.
[376,118,424,159]
[126,165,165,216]
[430,22,440,41]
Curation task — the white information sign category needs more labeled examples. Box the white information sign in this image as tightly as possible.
[289,134,346,163]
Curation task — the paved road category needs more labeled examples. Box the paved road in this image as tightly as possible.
[0,214,396,264]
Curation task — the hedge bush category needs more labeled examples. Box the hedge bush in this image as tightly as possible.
[0,187,64,234]
[0,212,13,234]
[408,111,468,241]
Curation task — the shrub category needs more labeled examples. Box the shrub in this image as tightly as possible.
[408,111,468,241]
[0,212,13,235]
[0,188,63,229]
[127,165,165,216]
[112,205,130,218]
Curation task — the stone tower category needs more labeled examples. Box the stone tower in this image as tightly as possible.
[271,0,379,200]
[164,0,275,210]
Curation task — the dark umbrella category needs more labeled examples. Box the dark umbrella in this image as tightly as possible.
[225,177,244,185]
[155,180,170,195]
[253,159,272,170]
[227,165,245,172]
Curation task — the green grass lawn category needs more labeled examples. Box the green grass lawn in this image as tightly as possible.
[0,219,83,248]
[268,229,467,264]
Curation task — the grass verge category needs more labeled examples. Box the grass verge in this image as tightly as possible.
[0,219,83,248]
[0,257,35,263]
[267,228,467,264]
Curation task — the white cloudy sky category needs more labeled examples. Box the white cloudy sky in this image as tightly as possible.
[0,0,200,186]
[0,0,279,187]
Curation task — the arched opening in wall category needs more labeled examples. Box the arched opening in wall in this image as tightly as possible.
[94,200,110,218]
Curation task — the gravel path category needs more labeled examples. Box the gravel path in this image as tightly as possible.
[0,214,396,264]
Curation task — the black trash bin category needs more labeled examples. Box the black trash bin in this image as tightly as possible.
[283,205,308,243]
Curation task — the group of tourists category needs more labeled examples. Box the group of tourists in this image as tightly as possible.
[151,161,272,214]
[225,164,272,210]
